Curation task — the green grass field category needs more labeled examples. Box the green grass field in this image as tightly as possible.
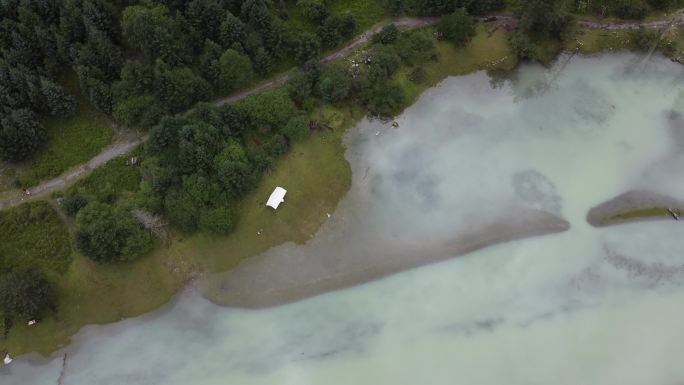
[0,201,71,277]
[67,152,142,203]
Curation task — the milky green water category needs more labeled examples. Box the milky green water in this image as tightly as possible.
[3,53,684,385]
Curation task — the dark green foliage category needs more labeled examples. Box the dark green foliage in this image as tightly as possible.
[200,39,224,83]
[199,206,238,235]
[319,63,351,103]
[647,0,677,9]
[369,45,401,81]
[287,70,314,104]
[238,89,296,129]
[629,27,660,51]
[63,194,89,216]
[113,94,164,128]
[398,30,436,64]
[297,0,328,23]
[253,47,272,75]
[185,0,225,44]
[219,103,249,136]
[218,49,255,91]
[413,0,457,16]
[457,0,505,15]
[294,32,322,63]
[437,9,475,46]
[611,0,648,19]
[75,202,153,263]
[514,0,574,38]
[219,11,248,49]
[122,5,185,64]
[282,113,310,141]
[361,81,406,118]
[374,24,400,45]
[241,0,272,29]
[77,30,122,80]
[155,61,211,112]
[318,13,357,49]
[508,31,537,61]
[0,109,46,162]
[177,122,224,174]
[76,63,114,113]
[0,268,57,321]
[40,78,77,118]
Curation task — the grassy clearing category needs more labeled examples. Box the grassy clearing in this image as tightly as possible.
[0,201,71,277]
[0,73,114,191]
[67,152,142,203]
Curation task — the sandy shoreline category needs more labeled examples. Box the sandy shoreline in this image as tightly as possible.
[203,208,569,308]
[587,190,684,227]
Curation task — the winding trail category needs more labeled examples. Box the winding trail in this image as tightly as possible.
[2,12,683,209]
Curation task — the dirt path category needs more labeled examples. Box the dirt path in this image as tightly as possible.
[2,12,683,209]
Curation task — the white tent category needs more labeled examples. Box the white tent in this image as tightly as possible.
[266,187,287,209]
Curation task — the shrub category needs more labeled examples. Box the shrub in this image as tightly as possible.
[437,9,475,47]
[283,114,310,141]
[373,24,400,45]
[630,27,660,51]
[612,0,648,19]
[63,194,89,217]
[75,202,153,263]
[508,32,537,61]
[0,268,57,321]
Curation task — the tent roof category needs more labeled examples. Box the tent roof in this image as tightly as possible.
[266,187,287,209]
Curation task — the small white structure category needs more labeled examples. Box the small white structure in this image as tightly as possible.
[266,187,287,209]
[27,320,37,326]
[4,354,13,365]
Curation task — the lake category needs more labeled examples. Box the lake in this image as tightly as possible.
[4,52,684,385]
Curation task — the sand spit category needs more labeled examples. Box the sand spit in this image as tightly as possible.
[587,190,684,227]
[203,208,569,308]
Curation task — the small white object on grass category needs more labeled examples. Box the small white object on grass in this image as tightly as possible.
[4,354,13,365]
[266,187,287,209]
[27,320,37,326]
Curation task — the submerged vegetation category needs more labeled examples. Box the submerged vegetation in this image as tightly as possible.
[2,0,684,356]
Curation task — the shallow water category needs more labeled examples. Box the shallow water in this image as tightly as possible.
[4,53,684,385]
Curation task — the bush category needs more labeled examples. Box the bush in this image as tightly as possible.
[508,31,537,61]
[612,0,648,19]
[63,194,89,217]
[283,114,310,141]
[373,24,399,45]
[75,202,153,263]
[630,27,660,51]
[437,9,475,47]
[0,268,57,321]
